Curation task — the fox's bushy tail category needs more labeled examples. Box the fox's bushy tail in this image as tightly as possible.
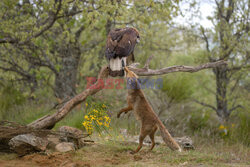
[157,120,182,152]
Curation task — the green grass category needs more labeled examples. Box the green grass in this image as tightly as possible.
[0,134,249,166]
[0,86,249,166]
[70,136,250,167]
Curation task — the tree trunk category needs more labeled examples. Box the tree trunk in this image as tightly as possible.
[213,65,230,122]
[54,44,80,100]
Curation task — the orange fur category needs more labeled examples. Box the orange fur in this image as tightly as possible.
[117,68,182,153]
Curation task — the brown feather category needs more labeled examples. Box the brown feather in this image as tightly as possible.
[105,27,139,61]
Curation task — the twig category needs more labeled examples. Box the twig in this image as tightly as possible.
[192,99,217,112]
[143,55,154,69]
[228,105,243,113]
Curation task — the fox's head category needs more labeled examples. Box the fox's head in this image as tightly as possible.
[124,67,140,89]
[124,67,138,78]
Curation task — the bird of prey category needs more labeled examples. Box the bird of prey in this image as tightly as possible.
[105,27,140,77]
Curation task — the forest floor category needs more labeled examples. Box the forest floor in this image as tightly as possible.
[0,137,249,167]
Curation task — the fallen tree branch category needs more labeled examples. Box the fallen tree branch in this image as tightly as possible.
[128,60,227,76]
[0,121,90,153]
[28,66,109,129]
[29,60,227,129]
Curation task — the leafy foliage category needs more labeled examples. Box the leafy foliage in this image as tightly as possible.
[0,0,249,146]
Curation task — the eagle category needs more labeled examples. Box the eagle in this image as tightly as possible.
[105,27,140,77]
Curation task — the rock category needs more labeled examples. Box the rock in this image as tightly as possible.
[119,129,128,137]
[58,126,83,137]
[9,134,48,156]
[47,134,61,150]
[126,135,194,150]
[58,126,86,148]
[174,136,194,150]
[55,142,75,152]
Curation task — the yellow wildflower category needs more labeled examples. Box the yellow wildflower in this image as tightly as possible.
[104,116,109,120]
[219,125,225,130]
[104,122,109,127]
[97,120,103,126]
[90,115,95,120]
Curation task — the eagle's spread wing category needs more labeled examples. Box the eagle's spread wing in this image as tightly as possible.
[105,28,137,60]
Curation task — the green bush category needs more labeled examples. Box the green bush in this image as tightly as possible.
[0,85,25,110]
[0,85,26,119]
[188,111,210,131]
[228,111,250,146]
[186,110,221,138]
[161,74,194,102]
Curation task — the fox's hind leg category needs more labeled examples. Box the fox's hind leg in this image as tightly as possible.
[131,124,152,154]
[149,126,158,151]
[132,133,147,154]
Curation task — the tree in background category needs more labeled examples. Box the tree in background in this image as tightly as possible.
[0,0,179,101]
[198,0,249,123]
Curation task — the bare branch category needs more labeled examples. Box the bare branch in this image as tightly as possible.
[225,0,234,22]
[0,38,17,44]
[27,0,62,40]
[193,99,217,112]
[0,0,91,45]
[229,73,243,95]
[228,105,243,113]
[129,60,227,76]
[203,85,217,96]
[143,55,154,69]
[200,26,210,53]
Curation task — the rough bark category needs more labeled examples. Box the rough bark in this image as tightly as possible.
[128,60,227,76]
[213,65,230,122]
[54,46,81,100]
[53,22,83,100]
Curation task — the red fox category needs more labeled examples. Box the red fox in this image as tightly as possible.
[117,67,182,153]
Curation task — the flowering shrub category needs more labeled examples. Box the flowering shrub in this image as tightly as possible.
[82,98,111,135]
[218,124,235,137]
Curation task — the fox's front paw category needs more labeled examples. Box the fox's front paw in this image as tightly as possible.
[117,113,121,118]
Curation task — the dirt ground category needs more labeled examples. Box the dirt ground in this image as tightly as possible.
[0,140,249,167]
